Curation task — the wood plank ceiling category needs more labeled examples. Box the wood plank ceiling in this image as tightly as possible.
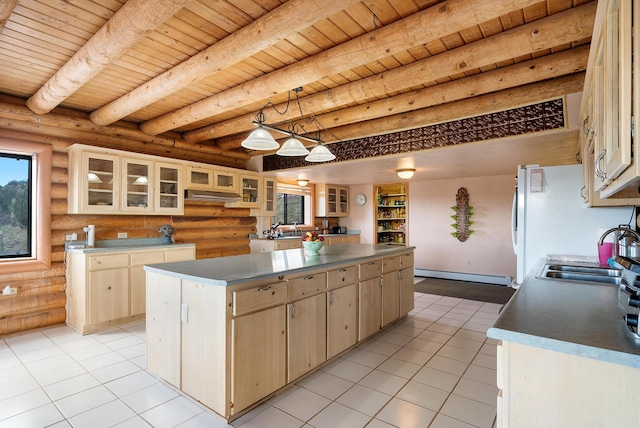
[0,0,593,179]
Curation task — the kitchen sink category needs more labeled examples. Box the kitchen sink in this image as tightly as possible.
[539,263,622,285]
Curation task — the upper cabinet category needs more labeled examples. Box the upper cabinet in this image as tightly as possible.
[581,0,640,204]
[68,144,183,215]
[185,165,239,193]
[316,184,349,217]
[225,173,262,209]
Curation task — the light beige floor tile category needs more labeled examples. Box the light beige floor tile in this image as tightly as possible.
[44,373,101,401]
[358,369,407,396]
[448,307,476,316]
[471,353,496,370]
[376,397,436,428]
[436,318,466,328]
[54,385,117,418]
[457,301,483,310]
[377,357,421,379]
[426,355,470,377]
[479,342,497,356]
[462,322,490,334]
[364,340,402,356]
[426,323,459,335]
[104,370,159,397]
[0,372,40,400]
[391,347,434,366]
[301,372,354,400]
[308,402,370,428]
[0,403,64,428]
[462,364,497,386]
[336,384,391,417]
[32,361,87,386]
[417,330,452,344]
[405,338,445,354]
[454,329,487,343]
[115,415,162,427]
[175,411,232,428]
[384,324,423,338]
[398,317,432,330]
[273,386,331,421]
[439,394,496,428]
[412,366,460,392]
[452,378,498,406]
[0,388,52,421]
[446,336,484,352]
[435,344,477,364]
[67,343,113,362]
[121,382,180,414]
[365,418,396,428]
[92,360,141,383]
[68,399,136,428]
[396,380,449,411]
[345,348,389,368]
[430,413,476,428]
[376,331,414,346]
[139,396,206,428]
[324,358,373,383]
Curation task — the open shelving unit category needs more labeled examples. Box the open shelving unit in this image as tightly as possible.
[375,183,408,245]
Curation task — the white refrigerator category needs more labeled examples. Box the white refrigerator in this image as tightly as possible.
[511,164,635,286]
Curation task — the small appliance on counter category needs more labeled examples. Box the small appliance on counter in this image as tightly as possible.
[332,226,347,234]
[612,255,640,338]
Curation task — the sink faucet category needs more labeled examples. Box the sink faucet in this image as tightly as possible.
[598,226,640,257]
[290,222,297,235]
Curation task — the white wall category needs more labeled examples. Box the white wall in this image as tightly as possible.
[343,176,516,279]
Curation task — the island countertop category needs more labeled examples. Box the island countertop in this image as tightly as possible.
[487,258,640,368]
[144,243,414,286]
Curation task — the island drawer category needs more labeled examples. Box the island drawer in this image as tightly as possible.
[359,260,382,280]
[399,251,414,267]
[327,266,357,289]
[381,256,400,272]
[88,253,130,270]
[232,281,288,316]
[288,272,326,300]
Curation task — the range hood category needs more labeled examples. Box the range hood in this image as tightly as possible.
[184,189,243,202]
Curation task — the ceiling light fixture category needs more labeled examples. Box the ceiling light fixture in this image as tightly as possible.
[242,87,336,162]
[396,168,416,179]
[297,179,309,187]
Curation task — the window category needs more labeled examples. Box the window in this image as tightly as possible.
[0,138,51,273]
[275,183,312,226]
[276,193,304,225]
[0,154,32,258]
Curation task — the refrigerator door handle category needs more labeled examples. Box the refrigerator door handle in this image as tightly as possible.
[511,191,518,254]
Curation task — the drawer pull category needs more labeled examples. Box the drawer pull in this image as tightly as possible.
[329,291,334,304]
[339,268,347,272]
[304,276,314,280]
[257,286,271,292]
[107,286,112,290]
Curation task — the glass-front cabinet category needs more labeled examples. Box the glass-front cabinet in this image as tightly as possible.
[213,170,238,193]
[155,162,182,213]
[375,184,408,245]
[226,174,261,208]
[185,166,214,190]
[68,144,184,215]
[316,184,349,217]
[122,158,153,213]
[263,177,276,216]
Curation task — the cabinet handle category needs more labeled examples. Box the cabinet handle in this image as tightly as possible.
[329,291,334,304]
[290,303,296,319]
[339,268,347,272]
[581,116,590,135]
[304,276,314,280]
[380,276,383,288]
[594,149,607,181]
[257,286,271,292]
[580,185,587,201]
[107,286,111,290]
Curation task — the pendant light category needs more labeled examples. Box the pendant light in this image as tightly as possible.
[241,126,280,150]
[305,144,336,162]
[276,135,310,156]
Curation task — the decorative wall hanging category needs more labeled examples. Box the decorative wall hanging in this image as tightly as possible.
[451,187,473,242]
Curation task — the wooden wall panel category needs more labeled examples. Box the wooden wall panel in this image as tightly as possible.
[0,130,257,336]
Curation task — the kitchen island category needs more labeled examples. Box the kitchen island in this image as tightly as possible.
[144,243,414,420]
[488,259,640,427]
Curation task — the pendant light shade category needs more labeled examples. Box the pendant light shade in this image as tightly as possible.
[241,127,280,150]
[305,144,335,162]
[276,136,310,156]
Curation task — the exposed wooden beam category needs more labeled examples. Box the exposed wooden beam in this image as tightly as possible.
[189,2,595,144]
[89,0,361,127]
[139,0,543,136]
[217,47,588,150]
[25,0,192,115]
[0,0,17,34]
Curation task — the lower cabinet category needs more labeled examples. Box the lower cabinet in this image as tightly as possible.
[146,249,414,421]
[287,294,327,382]
[67,245,195,334]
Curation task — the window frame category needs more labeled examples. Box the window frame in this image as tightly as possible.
[0,138,51,274]
[277,193,305,225]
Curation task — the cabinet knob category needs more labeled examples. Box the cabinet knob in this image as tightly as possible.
[107,286,111,290]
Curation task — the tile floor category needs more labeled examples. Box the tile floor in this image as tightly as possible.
[0,281,501,428]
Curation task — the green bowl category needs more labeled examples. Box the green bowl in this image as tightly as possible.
[302,240,324,255]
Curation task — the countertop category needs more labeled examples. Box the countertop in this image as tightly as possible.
[144,243,413,286]
[250,232,360,241]
[487,258,640,368]
[66,240,195,254]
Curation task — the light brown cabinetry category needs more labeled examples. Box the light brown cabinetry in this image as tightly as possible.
[496,341,640,428]
[399,251,415,316]
[580,0,640,203]
[381,256,400,327]
[316,183,349,217]
[68,144,184,215]
[146,248,413,421]
[66,245,195,334]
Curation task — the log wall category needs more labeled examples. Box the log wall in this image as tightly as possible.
[0,132,256,336]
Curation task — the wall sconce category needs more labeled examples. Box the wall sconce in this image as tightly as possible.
[297,179,309,187]
[396,168,416,179]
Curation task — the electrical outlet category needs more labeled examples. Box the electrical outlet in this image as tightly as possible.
[465,259,471,266]
[2,285,17,296]
[65,233,78,241]
[118,232,127,239]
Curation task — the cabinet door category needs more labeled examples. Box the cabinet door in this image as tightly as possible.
[240,174,261,207]
[89,267,129,324]
[327,186,338,215]
[263,177,276,216]
[82,151,120,213]
[399,266,415,317]
[213,170,238,192]
[185,166,214,190]
[327,284,357,359]
[122,158,153,213]
[155,162,183,214]
[358,276,381,340]
[338,187,349,216]
[130,251,165,316]
[287,294,327,382]
[381,271,399,327]
[231,306,286,413]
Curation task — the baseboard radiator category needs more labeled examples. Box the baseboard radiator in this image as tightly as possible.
[414,268,512,287]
